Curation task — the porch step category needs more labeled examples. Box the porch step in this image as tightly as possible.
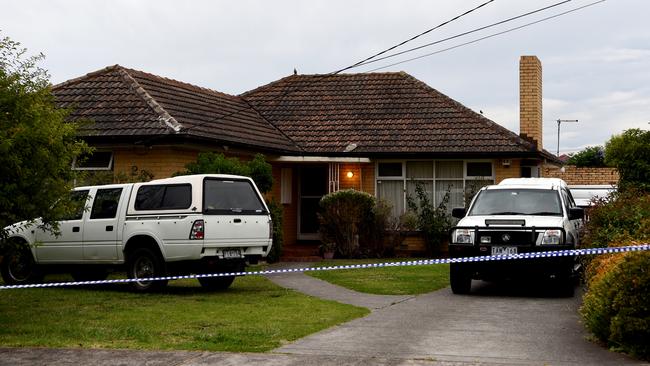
[281,244,321,261]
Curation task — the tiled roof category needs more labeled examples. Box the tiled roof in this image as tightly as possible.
[52,65,300,152]
[242,72,551,157]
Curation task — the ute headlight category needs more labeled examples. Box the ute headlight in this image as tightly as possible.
[453,229,474,244]
[541,229,562,245]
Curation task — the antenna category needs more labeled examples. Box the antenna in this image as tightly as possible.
[556,119,578,156]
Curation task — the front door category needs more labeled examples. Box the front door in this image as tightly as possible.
[298,166,328,240]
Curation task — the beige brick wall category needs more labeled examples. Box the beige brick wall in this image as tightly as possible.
[494,159,522,183]
[338,162,374,194]
[520,56,543,150]
[543,165,619,185]
[113,147,199,179]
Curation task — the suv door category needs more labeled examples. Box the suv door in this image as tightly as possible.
[82,187,124,261]
[35,190,89,263]
[202,178,270,258]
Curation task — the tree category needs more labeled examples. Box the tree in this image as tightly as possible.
[0,36,88,239]
[567,145,606,167]
[605,129,650,192]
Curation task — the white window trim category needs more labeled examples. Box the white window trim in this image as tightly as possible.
[72,151,114,171]
[375,159,496,215]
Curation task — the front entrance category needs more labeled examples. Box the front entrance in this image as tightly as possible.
[298,165,328,240]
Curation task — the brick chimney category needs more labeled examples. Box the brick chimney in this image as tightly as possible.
[519,56,543,150]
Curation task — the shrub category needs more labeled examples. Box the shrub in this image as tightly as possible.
[581,250,650,360]
[605,128,650,192]
[406,182,452,256]
[265,200,284,263]
[567,146,606,167]
[318,190,375,258]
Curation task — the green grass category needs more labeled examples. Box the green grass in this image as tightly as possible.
[0,274,368,352]
[307,259,450,295]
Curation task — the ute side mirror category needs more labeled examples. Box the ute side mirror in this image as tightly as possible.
[569,207,584,221]
[452,207,467,219]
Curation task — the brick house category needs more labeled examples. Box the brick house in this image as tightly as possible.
[53,55,560,256]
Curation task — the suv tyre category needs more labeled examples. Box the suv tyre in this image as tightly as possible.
[1,247,43,285]
[450,263,472,295]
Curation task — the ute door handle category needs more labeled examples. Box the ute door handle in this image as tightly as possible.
[106,225,114,232]
[72,226,80,233]
[233,218,242,223]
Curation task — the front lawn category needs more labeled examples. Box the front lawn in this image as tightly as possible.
[0,274,368,352]
[308,259,449,295]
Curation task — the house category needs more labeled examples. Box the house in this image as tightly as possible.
[53,55,560,256]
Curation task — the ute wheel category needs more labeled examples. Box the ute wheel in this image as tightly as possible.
[450,263,472,295]
[126,247,167,292]
[1,247,43,285]
[71,268,109,282]
[198,260,244,291]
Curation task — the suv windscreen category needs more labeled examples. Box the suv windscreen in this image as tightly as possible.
[468,189,563,216]
[203,179,266,215]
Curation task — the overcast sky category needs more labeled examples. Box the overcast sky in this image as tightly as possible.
[2,0,648,154]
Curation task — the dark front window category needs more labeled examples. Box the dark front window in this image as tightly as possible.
[135,184,192,211]
[203,179,265,215]
[299,166,328,236]
[469,189,562,216]
[90,188,123,219]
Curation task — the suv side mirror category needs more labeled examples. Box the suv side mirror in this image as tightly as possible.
[452,207,467,219]
[569,207,584,221]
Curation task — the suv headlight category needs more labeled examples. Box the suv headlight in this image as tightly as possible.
[452,229,474,244]
[541,229,562,245]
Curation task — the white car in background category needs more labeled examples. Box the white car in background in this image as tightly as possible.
[569,185,616,209]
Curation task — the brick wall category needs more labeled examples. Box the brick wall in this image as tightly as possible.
[520,56,543,150]
[494,158,522,183]
[543,165,619,185]
[113,147,199,179]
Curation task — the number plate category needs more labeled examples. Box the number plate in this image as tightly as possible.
[491,246,517,256]
[222,249,242,259]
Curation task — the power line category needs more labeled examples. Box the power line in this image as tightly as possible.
[182,1,498,134]
[365,0,606,72]
[355,0,572,68]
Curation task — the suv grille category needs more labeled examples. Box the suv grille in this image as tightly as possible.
[478,230,535,246]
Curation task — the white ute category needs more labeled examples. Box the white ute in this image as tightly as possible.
[1,174,273,291]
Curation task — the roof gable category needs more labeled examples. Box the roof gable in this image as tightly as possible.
[52,65,300,152]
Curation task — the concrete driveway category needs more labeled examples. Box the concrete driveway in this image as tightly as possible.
[274,279,643,365]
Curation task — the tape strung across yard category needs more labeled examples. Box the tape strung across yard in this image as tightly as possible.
[1,244,648,290]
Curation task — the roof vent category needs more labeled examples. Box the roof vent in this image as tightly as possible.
[344,143,358,152]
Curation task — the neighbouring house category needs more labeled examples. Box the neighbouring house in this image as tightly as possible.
[53,55,561,257]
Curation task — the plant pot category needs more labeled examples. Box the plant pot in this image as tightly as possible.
[323,251,335,259]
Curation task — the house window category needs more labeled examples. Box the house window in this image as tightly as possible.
[376,160,495,217]
[72,151,114,170]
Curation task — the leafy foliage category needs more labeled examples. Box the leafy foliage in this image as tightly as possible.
[567,146,606,167]
[265,200,283,263]
[580,189,650,360]
[406,181,452,256]
[318,189,376,258]
[0,35,89,239]
[605,129,650,192]
[176,152,273,194]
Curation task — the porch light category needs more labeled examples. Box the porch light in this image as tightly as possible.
[346,171,354,178]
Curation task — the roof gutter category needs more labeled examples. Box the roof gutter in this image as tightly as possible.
[272,156,371,163]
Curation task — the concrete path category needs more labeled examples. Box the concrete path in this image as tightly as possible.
[272,277,645,365]
[265,262,414,310]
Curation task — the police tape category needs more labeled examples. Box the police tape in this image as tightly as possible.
[1,244,648,290]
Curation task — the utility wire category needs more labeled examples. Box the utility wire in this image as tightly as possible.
[182,1,498,134]
[355,0,572,68]
[365,0,606,72]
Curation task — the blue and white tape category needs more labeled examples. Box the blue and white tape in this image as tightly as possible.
[1,244,648,290]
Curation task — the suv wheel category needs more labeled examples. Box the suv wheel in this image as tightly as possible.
[198,260,244,291]
[1,247,43,285]
[450,263,472,295]
[126,247,168,292]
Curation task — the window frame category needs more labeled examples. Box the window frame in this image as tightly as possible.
[72,151,114,171]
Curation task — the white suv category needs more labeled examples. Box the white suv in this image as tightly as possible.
[449,178,584,295]
[1,174,273,291]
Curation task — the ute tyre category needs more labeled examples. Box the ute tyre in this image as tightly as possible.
[126,247,168,292]
[450,263,472,295]
[198,276,236,290]
[0,248,43,285]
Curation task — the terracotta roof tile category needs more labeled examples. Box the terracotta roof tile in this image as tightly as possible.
[241,72,545,156]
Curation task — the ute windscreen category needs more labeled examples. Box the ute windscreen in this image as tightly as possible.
[203,179,266,215]
[469,189,562,216]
